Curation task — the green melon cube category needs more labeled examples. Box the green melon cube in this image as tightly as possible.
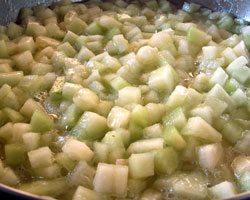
[86,21,104,35]
[163,107,187,131]
[31,110,53,133]
[5,143,26,167]
[163,126,187,151]
[71,112,108,141]
[0,40,9,58]
[66,17,87,35]
[129,152,155,179]
[154,147,179,175]
[187,27,209,46]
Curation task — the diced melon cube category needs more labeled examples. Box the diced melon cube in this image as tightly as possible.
[22,132,40,151]
[232,88,248,107]
[239,171,250,192]
[62,82,82,101]
[171,173,208,199]
[63,31,78,45]
[113,34,129,54]
[187,26,209,46]
[33,164,61,179]
[166,85,188,109]
[93,163,128,197]
[110,76,130,91]
[73,186,100,200]
[36,36,60,49]
[203,96,228,117]
[208,181,237,199]
[231,156,250,177]
[130,105,149,128]
[31,110,53,133]
[149,31,177,56]
[154,147,179,175]
[222,121,243,144]
[12,50,33,72]
[3,107,26,123]
[93,142,109,163]
[102,130,124,150]
[0,71,23,88]
[66,17,87,35]
[181,117,222,143]
[226,56,250,84]
[62,139,94,162]
[107,106,130,129]
[55,152,76,172]
[182,136,201,161]
[143,124,163,140]
[20,98,44,118]
[127,138,164,154]
[26,22,47,37]
[57,42,77,58]
[19,178,67,197]
[182,2,201,13]
[136,45,159,66]
[0,40,9,58]
[231,65,250,84]
[116,86,141,106]
[71,111,107,140]
[96,100,113,117]
[77,46,95,62]
[7,22,23,39]
[32,63,53,75]
[178,39,190,55]
[202,46,218,60]
[207,84,236,109]
[163,107,187,130]
[210,67,228,87]
[51,51,66,69]
[190,106,213,124]
[233,40,250,60]
[226,56,248,74]
[166,86,203,110]
[17,36,35,53]
[5,143,26,167]
[158,49,176,67]
[222,47,237,64]
[129,152,154,179]
[119,52,141,73]
[99,15,122,29]
[86,21,104,35]
[73,88,99,111]
[68,160,95,187]
[28,147,53,168]
[101,54,121,72]
[60,104,83,130]
[11,123,31,143]
[0,167,19,186]
[197,143,223,171]
[235,131,250,155]
[163,126,186,151]
[148,65,178,93]
[146,103,166,125]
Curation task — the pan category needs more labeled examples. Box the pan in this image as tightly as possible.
[0,0,249,199]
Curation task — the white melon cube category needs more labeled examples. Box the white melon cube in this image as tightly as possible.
[107,106,130,129]
[28,147,53,168]
[209,181,237,199]
[62,139,94,162]
[197,143,223,170]
[116,86,141,106]
[93,163,128,197]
